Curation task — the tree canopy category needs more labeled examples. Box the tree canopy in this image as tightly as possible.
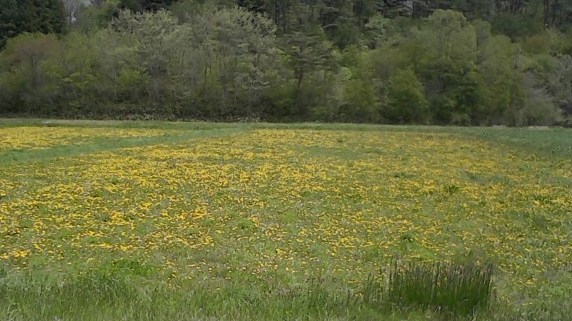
[0,0,571,125]
[0,0,67,48]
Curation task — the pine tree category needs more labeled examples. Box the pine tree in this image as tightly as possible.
[0,0,20,48]
[0,0,66,49]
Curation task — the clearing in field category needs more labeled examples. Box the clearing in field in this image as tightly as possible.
[0,121,571,321]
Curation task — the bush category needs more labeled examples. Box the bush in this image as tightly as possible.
[384,68,429,124]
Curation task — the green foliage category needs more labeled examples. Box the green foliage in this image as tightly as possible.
[172,6,282,118]
[473,22,522,125]
[384,68,428,123]
[0,0,571,125]
[515,74,563,126]
[340,78,378,122]
[0,0,20,48]
[0,33,61,113]
[72,2,119,32]
[110,9,179,108]
[491,14,544,41]
[0,0,67,48]
[282,25,337,90]
[416,10,479,124]
[119,0,182,12]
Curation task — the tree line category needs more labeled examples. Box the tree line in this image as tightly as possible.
[0,0,571,125]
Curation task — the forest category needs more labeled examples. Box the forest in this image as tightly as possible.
[1,0,571,125]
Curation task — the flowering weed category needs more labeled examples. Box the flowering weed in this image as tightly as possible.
[0,123,570,320]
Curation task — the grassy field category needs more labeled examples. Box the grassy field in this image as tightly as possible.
[0,120,571,321]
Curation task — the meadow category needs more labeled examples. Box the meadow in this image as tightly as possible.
[0,120,571,321]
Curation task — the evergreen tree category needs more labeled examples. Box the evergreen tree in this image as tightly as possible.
[119,0,182,12]
[0,0,66,48]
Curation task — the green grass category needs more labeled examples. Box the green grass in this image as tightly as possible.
[385,259,494,316]
[0,119,571,321]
